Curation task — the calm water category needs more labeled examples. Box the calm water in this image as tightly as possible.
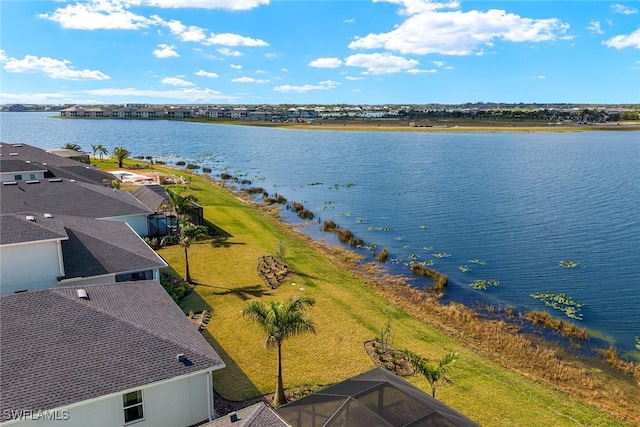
[2,112,639,352]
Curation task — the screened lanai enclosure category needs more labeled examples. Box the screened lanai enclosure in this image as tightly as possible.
[277,368,478,427]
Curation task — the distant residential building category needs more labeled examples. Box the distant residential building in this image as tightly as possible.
[7,104,26,112]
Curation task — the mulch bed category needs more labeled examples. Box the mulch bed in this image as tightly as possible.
[256,255,294,289]
[364,340,415,377]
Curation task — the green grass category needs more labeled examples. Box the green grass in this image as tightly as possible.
[98,160,636,426]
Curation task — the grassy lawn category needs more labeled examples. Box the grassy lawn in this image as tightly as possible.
[92,157,635,426]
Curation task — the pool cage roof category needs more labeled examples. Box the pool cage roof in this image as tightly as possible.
[277,368,478,427]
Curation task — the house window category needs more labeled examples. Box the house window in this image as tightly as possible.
[29,174,36,180]
[123,390,144,423]
[14,174,22,181]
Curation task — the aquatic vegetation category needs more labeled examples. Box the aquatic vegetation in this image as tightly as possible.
[559,260,581,269]
[529,292,584,320]
[411,264,448,293]
[636,337,640,350]
[458,266,471,273]
[307,182,323,186]
[344,183,356,188]
[469,259,486,265]
[320,205,334,211]
[525,310,589,340]
[390,257,403,264]
[361,242,378,251]
[368,226,392,232]
[422,246,433,251]
[433,253,451,258]
[419,225,429,230]
[344,212,354,217]
[355,217,367,223]
[377,248,389,263]
[469,279,500,290]
[394,236,404,241]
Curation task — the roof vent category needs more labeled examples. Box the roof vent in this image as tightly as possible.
[76,289,88,299]
[3,181,18,186]
[25,215,35,222]
[13,144,22,147]
[26,160,31,164]
[26,180,40,184]
[44,213,53,218]
[42,162,47,166]
[70,179,77,183]
[9,153,18,156]
[230,413,239,423]
[48,178,63,183]
[177,354,185,363]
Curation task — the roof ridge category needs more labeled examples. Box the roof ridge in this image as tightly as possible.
[50,284,219,362]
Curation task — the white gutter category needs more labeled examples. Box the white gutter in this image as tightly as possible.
[207,370,214,421]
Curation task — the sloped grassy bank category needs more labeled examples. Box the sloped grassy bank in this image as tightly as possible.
[103,159,638,426]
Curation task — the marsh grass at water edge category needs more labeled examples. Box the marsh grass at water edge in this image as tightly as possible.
[2,112,639,354]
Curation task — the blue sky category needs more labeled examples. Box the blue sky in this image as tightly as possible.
[1,0,639,105]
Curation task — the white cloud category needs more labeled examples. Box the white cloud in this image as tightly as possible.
[344,53,420,74]
[145,0,269,11]
[281,68,288,72]
[349,1,570,56]
[255,69,266,74]
[2,53,110,80]
[0,86,232,104]
[231,64,243,70]
[274,80,340,93]
[603,28,640,49]
[531,75,547,79]
[161,77,195,86]
[217,48,243,57]
[195,69,219,78]
[38,0,156,30]
[231,77,269,83]
[309,57,343,68]
[161,19,207,42]
[0,49,7,62]
[432,60,445,67]
[587,21,604,34]
[204,33,269,47]
[153,44,179,58]
[344,18,355,24]
[345,76,364,80]
[611,3,638,14]
[406,68,437,74]
[265,52,280,59]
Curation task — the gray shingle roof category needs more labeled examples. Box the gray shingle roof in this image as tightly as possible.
[0,214,68,245]
[207,402,290,427]
[130,184,170,211]
[0,281,225,417]
[0,159,48,173]
[57,215,167,278]
[0,178,152,218]
[0,143,115,185]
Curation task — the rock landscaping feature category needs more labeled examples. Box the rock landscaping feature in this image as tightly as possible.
[364,340,414,377]
[257,256,294,289]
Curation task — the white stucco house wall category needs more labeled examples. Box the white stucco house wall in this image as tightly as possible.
[0,214,166,296]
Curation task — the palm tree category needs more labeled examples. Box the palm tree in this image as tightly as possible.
[167,189,198,217]
[161,216,207,283]
[91,144,107,160]
[63,143,82,151]
[406,351,458,398]
[113,146,130,168]
[242,296,316,406]
[97,145,108,161]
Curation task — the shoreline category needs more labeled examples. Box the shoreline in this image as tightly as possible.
[109,159,639,423]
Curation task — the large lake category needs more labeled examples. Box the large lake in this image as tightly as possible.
[2,112,638,353]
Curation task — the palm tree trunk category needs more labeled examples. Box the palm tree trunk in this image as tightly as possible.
[274,341,287,406]
[184,246,191,283]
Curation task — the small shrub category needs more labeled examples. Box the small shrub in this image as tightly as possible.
[336,229,354,244]
[377,248,389,263]
[244,187,265,195]
[155,160,165,165]
[220,173,233,180]
[240,179,252,185]
[186,164,200,169]
[202,167,212,173]
[323,220,339,232]
[176,160,186,166]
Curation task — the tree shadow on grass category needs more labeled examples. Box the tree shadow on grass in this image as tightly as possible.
[208,237,247,249]
[193,282,273,301]
[179,291,262,403]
